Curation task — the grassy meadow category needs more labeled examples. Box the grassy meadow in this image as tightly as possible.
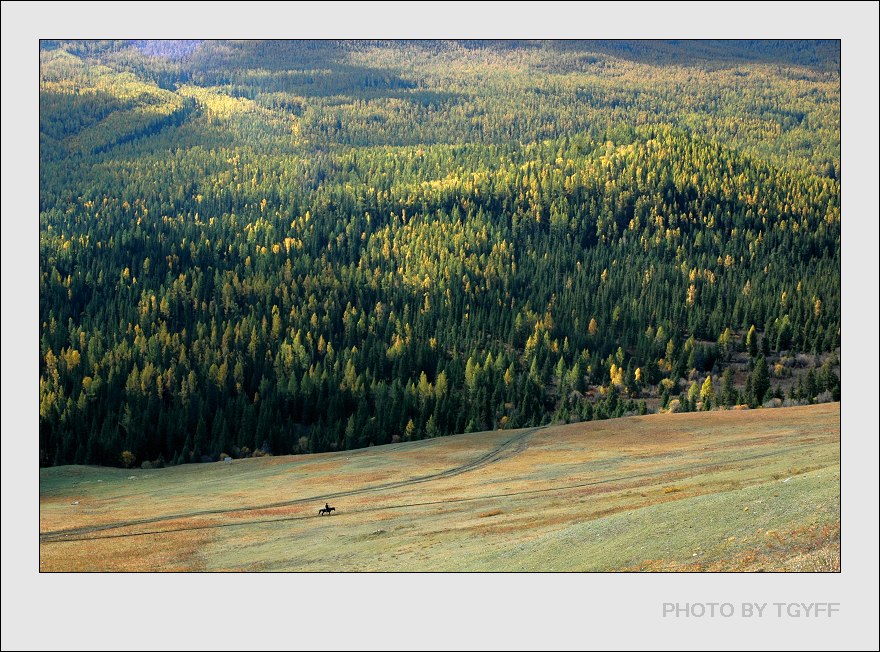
[40,403,839,572]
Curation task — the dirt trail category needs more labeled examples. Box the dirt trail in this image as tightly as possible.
[41,436,834,545]
[40,427,541,542]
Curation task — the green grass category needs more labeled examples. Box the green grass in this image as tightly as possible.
[40,403,840,572]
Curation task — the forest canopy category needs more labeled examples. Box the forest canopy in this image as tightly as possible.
[39,40,840,467]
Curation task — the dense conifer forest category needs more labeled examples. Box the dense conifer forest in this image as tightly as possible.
[39,40,840,467]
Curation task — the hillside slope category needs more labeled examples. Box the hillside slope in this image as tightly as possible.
[40,403,840,571]
[39,40,841,466]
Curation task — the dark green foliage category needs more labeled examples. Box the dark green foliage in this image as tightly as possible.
[805,368,818,403]
[721,368,737,407]
[38,40,840,466]
[751,355,771,407]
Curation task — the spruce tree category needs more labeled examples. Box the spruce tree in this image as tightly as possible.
[751,355,770,406]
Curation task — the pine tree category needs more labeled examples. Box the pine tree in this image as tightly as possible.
[721,367,736,407]
[805,368,818,403]
[751,355,770,406]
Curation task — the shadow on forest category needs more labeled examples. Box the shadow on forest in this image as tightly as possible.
[542,40,840,73]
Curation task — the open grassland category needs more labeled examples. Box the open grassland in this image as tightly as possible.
[40,404,839,572]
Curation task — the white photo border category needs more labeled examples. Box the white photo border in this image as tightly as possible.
[2,2,877,650]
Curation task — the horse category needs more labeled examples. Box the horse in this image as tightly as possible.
[318,505,336,516]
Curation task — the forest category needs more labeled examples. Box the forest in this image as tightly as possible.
[39,40,840,467]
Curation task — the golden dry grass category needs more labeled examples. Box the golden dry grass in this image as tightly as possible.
[40,403,840,572]
[40,525,210,572]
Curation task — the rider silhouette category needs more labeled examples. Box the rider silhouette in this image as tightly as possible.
[325,502,330,511]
